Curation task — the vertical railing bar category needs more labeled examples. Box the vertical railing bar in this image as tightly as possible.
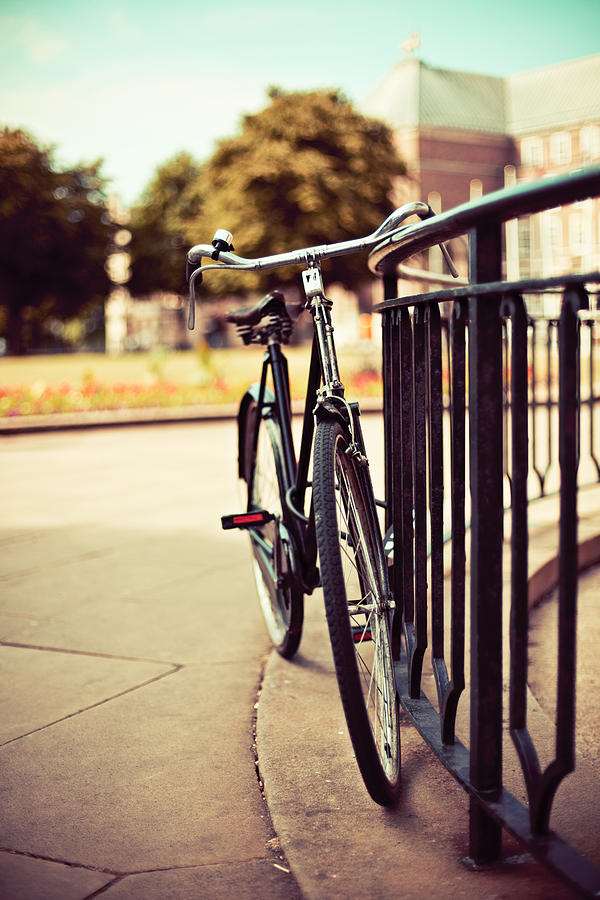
[411,303,428,695]
[576,319,581,472]
[507,293,531,729]
[382,273,404,660]
[556,287,585,766]
[443,316,452,416]
[530,319,545,495]
[427,303,445,654]
[467,222,504,865]
[546,321,554,490]
[400,307,416,683]
[441,298,467,745]
[390,308,404,657]
[589,315,600,479]
[530,284,588,836]
[382,316,392,535]
[427,303,449,718]
[502,318,512,507]
[505,294,543,819]
[383,273,397,537]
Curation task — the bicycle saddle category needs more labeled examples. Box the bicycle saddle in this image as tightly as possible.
[225,291,290,327]
[226,291,293,345]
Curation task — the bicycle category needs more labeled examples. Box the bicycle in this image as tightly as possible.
[186,202,456,806]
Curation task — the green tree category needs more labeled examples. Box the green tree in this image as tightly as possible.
[0,127,113,353]
[128,151,202,297]
[186,88,406,295]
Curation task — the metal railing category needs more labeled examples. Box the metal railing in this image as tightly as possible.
[370,166,600,896]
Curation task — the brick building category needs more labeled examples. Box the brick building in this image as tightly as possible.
[362,53,600,281]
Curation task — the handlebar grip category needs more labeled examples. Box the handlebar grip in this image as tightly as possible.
[186,258,198,284]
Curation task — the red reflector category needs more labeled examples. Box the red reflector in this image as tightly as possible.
[353,630,372,643]
[221,510,273,530]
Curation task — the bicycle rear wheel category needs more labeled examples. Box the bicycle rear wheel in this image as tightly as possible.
[313,419,400,806]
[243,402,303,658]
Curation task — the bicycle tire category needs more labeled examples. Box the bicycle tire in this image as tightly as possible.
[313,419,400,806]
[243,401,303,658]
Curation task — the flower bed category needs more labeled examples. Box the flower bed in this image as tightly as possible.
[0,370,382,418]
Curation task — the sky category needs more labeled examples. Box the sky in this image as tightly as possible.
[1,0,599,207]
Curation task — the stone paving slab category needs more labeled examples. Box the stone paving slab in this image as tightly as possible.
[0,528,260,665]
[1,664,273,871]
[0,853,113,900]
[96,859,303,899]
[0,644,171,744]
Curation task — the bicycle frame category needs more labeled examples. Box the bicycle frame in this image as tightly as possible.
[245,257,377,596]
[246,330,319,594]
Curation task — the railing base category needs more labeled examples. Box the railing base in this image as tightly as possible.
[395,657,600,898]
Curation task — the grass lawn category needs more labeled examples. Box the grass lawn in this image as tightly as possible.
[0,344,383,416]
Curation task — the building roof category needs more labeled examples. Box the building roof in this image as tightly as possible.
[507,55,600,134]
[362,54,600,137]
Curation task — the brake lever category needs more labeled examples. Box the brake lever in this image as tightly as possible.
[440,242,458,278]
[186,230,235,330]
[419,205,458,279]
[187,263,201,330]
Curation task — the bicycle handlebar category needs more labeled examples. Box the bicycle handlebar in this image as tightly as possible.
[186,200,457,329]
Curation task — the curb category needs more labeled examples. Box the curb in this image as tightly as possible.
[0,398,384,435]
[0,404,240,435]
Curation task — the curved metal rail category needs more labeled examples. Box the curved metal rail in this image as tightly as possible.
[370,165,600,896]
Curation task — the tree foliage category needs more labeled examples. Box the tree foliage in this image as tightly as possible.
[0,127,114,353]
[185,88,406,295]
[128,151,202,296]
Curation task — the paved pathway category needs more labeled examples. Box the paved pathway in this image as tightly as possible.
[1,419,598,899]
[0,422,302,898]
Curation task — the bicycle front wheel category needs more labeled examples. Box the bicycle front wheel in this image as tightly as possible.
[313,419,400,806]
[243,402,303,659]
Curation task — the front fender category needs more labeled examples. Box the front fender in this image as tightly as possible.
[313,397,351,438]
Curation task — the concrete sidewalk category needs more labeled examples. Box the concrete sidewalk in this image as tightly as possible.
[1,417,598,899]
[257,491,600,899]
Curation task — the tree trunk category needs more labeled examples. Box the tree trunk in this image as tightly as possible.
[5,305,25,355]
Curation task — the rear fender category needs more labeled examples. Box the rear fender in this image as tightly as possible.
[237,383,275,480]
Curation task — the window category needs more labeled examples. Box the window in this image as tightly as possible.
[469,179,483,201]
[550,131,572,166]
[518,219,530,254]
[580,124,600,161]
[518,218,531,276]
[569,209,585,254]
[549,213,563,251]
[521,137,543,168]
